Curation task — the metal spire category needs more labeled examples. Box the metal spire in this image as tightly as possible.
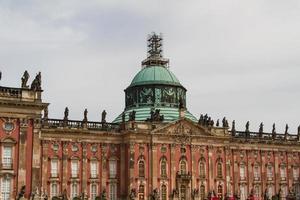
[142,32,169,68]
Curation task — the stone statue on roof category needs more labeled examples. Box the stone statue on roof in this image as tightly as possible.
[231,120,236,136]
[83,109,88,122]
[245,121,250,132]
[259,122,264,133]
[272,123,276,139]
[21,70,30,88]
[285,124,289,140]
[64,107,69,120]
[31,72,42,91]
[44,107,48,119]
[101,110,107,123]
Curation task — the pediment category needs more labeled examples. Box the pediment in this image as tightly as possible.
[151,118,212,136]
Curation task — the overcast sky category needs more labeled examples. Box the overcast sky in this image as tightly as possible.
[0,0,300,133]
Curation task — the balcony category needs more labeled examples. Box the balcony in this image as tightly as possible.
[176,171,192,181]
[51,172,58,178]
[1,162,13,169]
[90,173,98,179]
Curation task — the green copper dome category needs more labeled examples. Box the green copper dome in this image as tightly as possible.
[113,32,197,123]
[129,66,182,87]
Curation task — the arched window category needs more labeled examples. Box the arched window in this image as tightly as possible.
[217,162,222,178]
[139,185,145,200]
[180,160,187,174]
[199,161,205,178]
[180,185,186,200]
[161,158,167,177]
[240,164,246,180]
[138,160,145,177]
[200,185,205,200]
[161,184,167,200]
[217,184,223,199]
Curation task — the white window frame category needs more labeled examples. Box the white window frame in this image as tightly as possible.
[71,160,79,178]
[267,166,273,179]
[109,160,117,178]
[2,146,12,169]
[71,182,78,198]
[90,160,98,178]
[254,165,260,179]
[280,165,286,180]
[240,164,246,180]
[50,182,58,197]
[91,183,97,200]
[51,159,59,177]
[240,185,246,200]
[1,177,11,200]
[110,183,117,200]
[293,167,299,180]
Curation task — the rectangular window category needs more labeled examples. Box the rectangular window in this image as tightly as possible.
[71,160,79,178]
[51,160,58,177]
[267,166,273,179]
[91,184,97,200]
[1,178,11,200]
[280,166,286,180]
[240,165,245,180]
[110,184,117,200]
[2,146,12,169]
[71,183,78,198]
[109,160,117,178]
[293,168,299,180]
[254,166,260,179]
[51,183,58,197]
[90,161,98,178]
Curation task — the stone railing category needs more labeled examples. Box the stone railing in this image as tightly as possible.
[42,118,120,131]
[231,131,299,142]
[0,86,22,98]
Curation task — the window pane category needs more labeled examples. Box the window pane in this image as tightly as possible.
[109,160,117,178]
[51,160,58,177]
[91,184,97,200]
[110,184,117,200]
[91,161,98,178]
[1,178,11,200]
[71,161,78,177]
[2,147,12,168]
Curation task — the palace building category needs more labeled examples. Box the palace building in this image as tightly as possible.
[0,33,300,200]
